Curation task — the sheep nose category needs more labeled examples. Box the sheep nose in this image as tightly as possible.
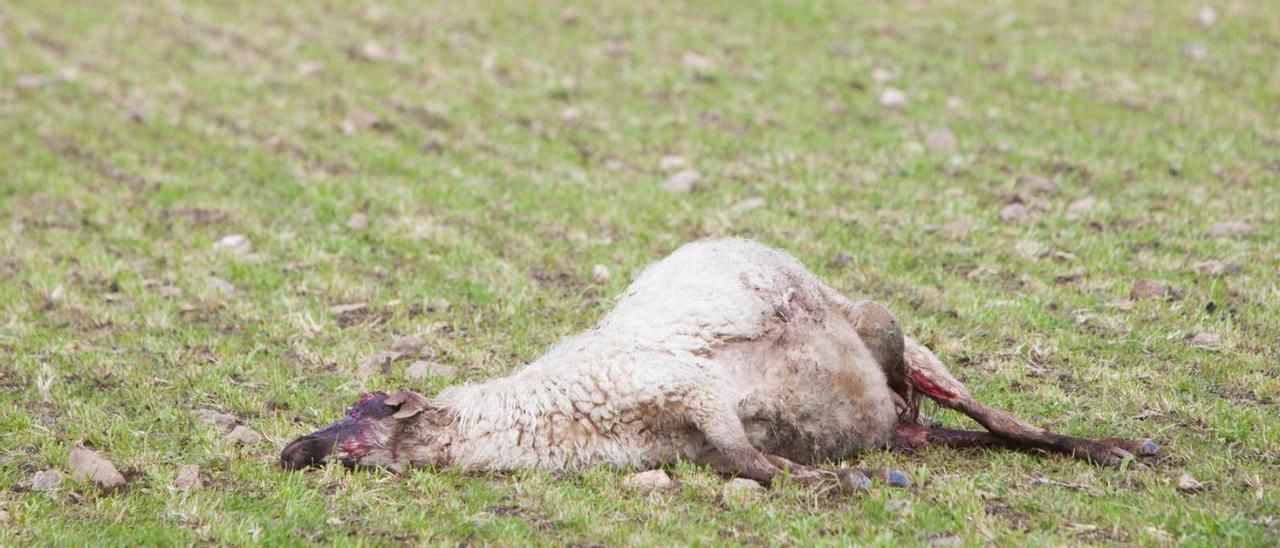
[280,434,336,470]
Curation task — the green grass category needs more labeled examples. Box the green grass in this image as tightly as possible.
[2,0,1277,544]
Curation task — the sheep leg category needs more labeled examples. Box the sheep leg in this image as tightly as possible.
[902,338,1159,465]
[686,393,782,485]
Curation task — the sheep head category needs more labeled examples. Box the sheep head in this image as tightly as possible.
[280,390,453,471]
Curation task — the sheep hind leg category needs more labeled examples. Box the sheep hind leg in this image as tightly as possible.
[901,339,1159,465]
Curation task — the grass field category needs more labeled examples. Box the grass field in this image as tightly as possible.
[2,0,1278,544]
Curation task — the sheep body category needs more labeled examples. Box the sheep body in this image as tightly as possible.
[434,238,897,471]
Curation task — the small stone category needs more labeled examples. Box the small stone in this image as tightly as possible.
[834,252,855,266]
[879,88,907,109]
[1196,6,1217,27]
[206,276,235,296]
[49,284,65,302]
[731,197,766,215]
[196,408,238,431]
[69,448,126,491]
[838,470,871,492]
[623,469,672,491]
[999,203,1032,223]
[1177,473,1204,493]
[1192,260,1242,276]
[560,7,580,25]
[658,155,688,171]
[389,335,426,355]
[360,351,405,376]
[1017,174,1056,193]
[870,67,893,84]
[662,169,702,193]
[940,218,975,240]
[174,464,202,490]
[1130,279,1180,301]
[405,361,457,380]
[560,106,582,122]
[1189,332,1222,348]
[346,212,369,230]
[296,61,324,77]
[681,52,716,74]
[929,534,964,546]
[1182,43,1208,61]
[31,469,62,491]
[213,234,250,254]
[329,302,368,316]
[223,425,262,445]
[725,478,764,493]
[1206,221,1254,238]
[924,127,957,153]
[1066,197,1096,220]
[0,509,9,523]
[591,264,611,283]
[358,40,389,61]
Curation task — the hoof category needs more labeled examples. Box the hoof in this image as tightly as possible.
[838,470,871,492]
[885,469,912,488]
[1137,439,1160,456]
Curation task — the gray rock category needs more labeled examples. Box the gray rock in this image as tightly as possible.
[1177,473,1204,493]
[405,361,457,380]
[725,477,764,493]
[223,425,262,445]
[623,469,672,491]
[879,88,906,109]
[389,335,426,355]
[196,408,238,431]
[1206,221,1254,238]
[69,447,126,491]
[1192,260,1242,276]
[999,203,1032,223]
[31,469,62,492]
[1189,332,1222,348]
[925,127,957,153]
[1130,279,1181,301]
[662,170,702,193]
[1017,174,1056,193]
[175,464,202,490]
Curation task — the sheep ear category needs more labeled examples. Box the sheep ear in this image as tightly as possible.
[385,390,427,419]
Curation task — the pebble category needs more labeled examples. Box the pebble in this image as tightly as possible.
[662,169,702,193]
[1192,260,1242,276]
[879,88,907,109]
[1196,6,1217,27]
[1066,197,1096,220]
[925,127,957,152]
[175,464,202,490]
[31,469,62,492]
[731,197,766,216]
[1017,174,1056,193]
[1206,221,1254,238]
[196,408,238,431]
[68,447,126,491]
[213,234,250,254]
[1177,473,1204,493]
[1189,332,1222,348]
[390,335,426,355]
[1130,279,1180,301]
[406,361,457,380]
[658,155,688,171]
[591,264,611,283]
[346,212,370,230]
[725,478,764,493]
[223,425,262,445]
[623,469,672,491]
[999,203,1032,223]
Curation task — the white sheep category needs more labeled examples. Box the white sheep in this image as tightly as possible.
[282,239,1157,487]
